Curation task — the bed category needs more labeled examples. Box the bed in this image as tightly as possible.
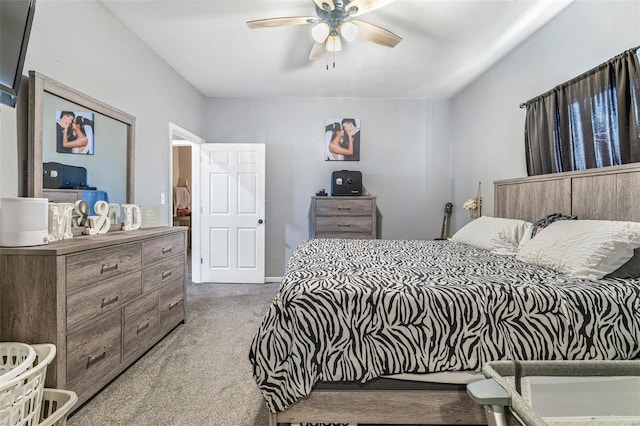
[250,163,640,426]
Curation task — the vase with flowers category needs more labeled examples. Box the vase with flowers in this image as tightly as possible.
[463,182,482,218]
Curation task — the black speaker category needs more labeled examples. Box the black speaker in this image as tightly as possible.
[331,170,362,196]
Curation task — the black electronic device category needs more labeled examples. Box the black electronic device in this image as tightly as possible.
[331,170,362,196]
[0,0,37,107]
[43,162,88,189]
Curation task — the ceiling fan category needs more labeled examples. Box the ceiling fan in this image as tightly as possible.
[246,0,402,62]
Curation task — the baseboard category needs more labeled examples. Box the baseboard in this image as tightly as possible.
[264,277,282,283]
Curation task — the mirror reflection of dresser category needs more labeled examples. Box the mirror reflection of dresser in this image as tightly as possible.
[42,188,110,217]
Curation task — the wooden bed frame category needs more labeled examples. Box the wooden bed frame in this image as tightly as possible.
[268,163,640,426]
[494,163,640,222]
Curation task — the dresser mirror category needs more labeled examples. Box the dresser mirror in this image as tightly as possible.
[27,71,135,205]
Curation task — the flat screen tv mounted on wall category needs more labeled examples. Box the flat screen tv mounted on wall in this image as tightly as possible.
[0,0,36,107]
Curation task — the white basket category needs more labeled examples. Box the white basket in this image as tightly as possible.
[0,344,56,426]
[0,343,36,384]
[38,389,77,426]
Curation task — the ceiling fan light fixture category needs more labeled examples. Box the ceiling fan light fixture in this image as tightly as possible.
[339,21,358,41]
[326,34,342,52]
[321,1,333,10]
[311,22,331,43]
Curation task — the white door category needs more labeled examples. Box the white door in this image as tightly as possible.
[199,143,265,283]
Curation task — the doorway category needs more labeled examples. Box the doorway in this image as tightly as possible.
[169,123,204,282]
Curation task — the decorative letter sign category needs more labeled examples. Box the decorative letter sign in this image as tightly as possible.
[48,203,74,241]
[88,200,111,235]
[108,203,121,224]
[73,200,89,227]
[122,204,142,231]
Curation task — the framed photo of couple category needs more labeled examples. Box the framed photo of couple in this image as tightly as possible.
[325,117,360,161]
[56,110,95,155]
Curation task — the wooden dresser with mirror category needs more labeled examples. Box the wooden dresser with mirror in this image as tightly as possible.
[0,71,187,410]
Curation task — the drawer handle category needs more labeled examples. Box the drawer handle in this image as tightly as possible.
[162,270,173,279]
[168,300,181,310]
[137,321,150,334]
[337,224,351,227]
[101,263,118,274]
[337,207,351,211]
[101,295,119,308]
[162,247,172,254]
[87,348,108,367]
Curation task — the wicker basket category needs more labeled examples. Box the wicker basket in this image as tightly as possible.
[0,342,37,384]
[38,389,78,426]
[0,344,56,426]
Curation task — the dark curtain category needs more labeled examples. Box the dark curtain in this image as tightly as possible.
[524,47,640,176]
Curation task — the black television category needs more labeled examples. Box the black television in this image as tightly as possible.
[0,0,37,108]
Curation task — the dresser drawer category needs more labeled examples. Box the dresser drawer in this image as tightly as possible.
[159,277,185,332]
[67,270,142,330]
[123,290,160,358]
[43,189,81,203]
[66,311,121,396]
[315,216,372,234]
[315,198,373,216]
[315,232,375,239]
[143,233,185,266]
[66,243,141,291]
[143,255,184,293]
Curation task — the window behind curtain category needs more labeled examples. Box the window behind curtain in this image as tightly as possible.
[524,47,640,176]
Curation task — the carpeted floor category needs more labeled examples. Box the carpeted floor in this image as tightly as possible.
[67,280,279,426]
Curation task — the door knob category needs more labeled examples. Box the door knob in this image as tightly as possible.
[258,219,264,224]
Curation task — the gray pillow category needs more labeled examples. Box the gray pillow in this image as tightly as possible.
[607,248,640,279]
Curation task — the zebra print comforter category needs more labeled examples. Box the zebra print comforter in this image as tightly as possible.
[249,238,640,413]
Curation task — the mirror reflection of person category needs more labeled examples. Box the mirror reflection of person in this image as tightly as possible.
[62,118,88,153]
[71,116,93,154]
[56,111,75,154]
[328,118,360,161]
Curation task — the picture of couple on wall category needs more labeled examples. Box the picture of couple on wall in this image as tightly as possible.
[325,117,360,161]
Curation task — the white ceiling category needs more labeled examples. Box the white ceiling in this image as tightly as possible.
[100,0,572,99]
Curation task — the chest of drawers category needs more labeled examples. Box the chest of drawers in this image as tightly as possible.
[311,195,377,239]
[0,227,187,409]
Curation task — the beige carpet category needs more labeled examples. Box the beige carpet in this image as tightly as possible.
[67,282,279,426]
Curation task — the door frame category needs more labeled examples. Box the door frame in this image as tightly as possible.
[168,122,204,283]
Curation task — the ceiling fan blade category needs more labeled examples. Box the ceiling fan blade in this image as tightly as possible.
[313,0,335,11]
[246,16,319,29]
[309,42,326,60]
[345,0,395,17]
[352,19,402,47]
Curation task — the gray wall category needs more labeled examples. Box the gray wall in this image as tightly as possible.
[0,0,205,225]
[450,1,640,229]
[3,0,637,278]
[204,98,452,276]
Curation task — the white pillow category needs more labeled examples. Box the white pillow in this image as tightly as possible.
[516,220,640,280]
[450,216,532,255]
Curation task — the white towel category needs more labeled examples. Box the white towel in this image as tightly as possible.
[173,187,191,211]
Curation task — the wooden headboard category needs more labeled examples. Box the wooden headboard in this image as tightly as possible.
[494,163,640,223]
